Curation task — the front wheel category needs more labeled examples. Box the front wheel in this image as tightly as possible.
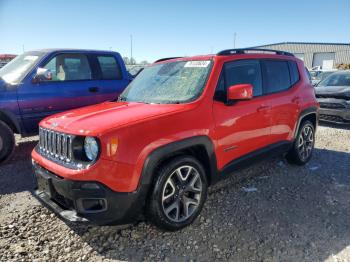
[0,120,15,164]
[147,156,208,231]
[286,120,315,165]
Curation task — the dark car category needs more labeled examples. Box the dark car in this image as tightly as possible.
[315,70,350,124]
[311,70,337,86]
[0,49,132,163]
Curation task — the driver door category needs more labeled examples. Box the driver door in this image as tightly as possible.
[18,52,101,134]
[213,59,272,169]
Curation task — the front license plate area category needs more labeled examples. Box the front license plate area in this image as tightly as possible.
[36,172,52,198]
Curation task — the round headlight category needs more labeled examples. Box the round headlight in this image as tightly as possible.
[84,137,99,161]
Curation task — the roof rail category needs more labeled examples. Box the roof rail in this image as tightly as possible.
[154,57,183,63]
[217,48,294,57]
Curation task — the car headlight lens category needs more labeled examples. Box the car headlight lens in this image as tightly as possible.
[84,137,99,161]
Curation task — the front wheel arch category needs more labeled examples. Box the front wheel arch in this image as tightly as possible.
[137,136,217,201]
[0,110,21,134]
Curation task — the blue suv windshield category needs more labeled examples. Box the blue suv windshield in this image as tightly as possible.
[120,60,212,104]
[0,51,45,84]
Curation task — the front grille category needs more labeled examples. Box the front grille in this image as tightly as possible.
[38,127,74,164]
[319,102,346,109]
[320,114,349,123]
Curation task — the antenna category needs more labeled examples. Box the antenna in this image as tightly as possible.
[130,34,133,64]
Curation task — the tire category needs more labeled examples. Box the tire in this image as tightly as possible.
[147,156,208,231]
[0,120,15,164]
[286,120,315,165]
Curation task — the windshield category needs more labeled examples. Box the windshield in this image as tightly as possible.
[319,71,334,81]
[318,72,350,87]
[0,51,45,84]
[120,60,212,104]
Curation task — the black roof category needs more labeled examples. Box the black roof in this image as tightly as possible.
[217,48,294,57]
[252,42,350,48]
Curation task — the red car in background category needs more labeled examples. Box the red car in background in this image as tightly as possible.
[0,54,16,68]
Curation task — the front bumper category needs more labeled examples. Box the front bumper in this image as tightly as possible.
[317,98,350,124]
[32,161,146,225]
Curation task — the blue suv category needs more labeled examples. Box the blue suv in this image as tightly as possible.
[0,49,132,163]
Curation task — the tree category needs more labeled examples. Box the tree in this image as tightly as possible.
[122,57,130,65]
[129,57,136,65]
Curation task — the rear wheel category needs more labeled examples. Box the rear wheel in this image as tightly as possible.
[286,120,315,165]
[147,156,208,231]
[0,120,15,164]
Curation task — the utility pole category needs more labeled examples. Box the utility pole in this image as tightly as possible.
[130,34,133,64]
[22,44,25,53]
[233,32,237,48]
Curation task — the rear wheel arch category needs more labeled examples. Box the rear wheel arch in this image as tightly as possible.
[294,107,318,139]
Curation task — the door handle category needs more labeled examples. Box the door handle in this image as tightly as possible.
[89,87,99,93]
[292,96,301,104]
[257,105,270,112]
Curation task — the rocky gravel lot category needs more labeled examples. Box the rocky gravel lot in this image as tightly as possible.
[0,124,349,262]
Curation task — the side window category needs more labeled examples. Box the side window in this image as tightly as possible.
[96,55,122,80]
[43,54,92,81]
[261,60,291,94]
[43,57,57,79]
[224,60,263,97]
[288,61,300,85]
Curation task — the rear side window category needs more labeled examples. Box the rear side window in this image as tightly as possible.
[96,55,122,80]
[261,60,291,94]
[305,67,312,83]
[224,60,263,97]
[288,61,300,85]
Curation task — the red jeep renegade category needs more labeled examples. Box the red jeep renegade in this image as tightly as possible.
[32,48,319,231]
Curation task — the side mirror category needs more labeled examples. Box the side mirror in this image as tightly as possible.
[33,68,52,83]
[227,84,253,102]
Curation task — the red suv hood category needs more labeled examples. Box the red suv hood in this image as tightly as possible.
[41,102,188,135]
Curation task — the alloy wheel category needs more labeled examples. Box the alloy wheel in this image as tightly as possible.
[161,165,202,222]
[297,125,314,161]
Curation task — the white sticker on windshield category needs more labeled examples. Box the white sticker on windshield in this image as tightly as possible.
[184,61,210,68]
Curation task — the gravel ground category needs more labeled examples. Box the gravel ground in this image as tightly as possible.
[0,124,349,262]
